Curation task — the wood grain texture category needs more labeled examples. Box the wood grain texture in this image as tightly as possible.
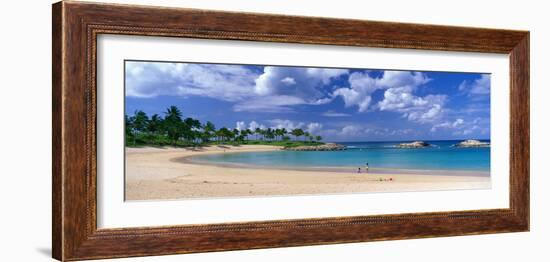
[52,2,63,260]
[52,1,530,261]
[509,35,530,226]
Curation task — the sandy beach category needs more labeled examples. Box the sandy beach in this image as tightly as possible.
[125,145,491,200]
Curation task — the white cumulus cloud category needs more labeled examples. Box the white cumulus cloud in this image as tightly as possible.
[306,123,323,134]
[233,95,306,113]
[333,71,432,113]
[432,118,488,137]
[267,119,304,130]
[458,74,490,96]
[235,121,247,131]
[378,88,447,123]
[340,125,364,136]
[251,66,348,111]
[280,77,296,85]
[248,121,258,130]
[322,111,351,117]
[127,62,349,113]
[125,61,259,101]
[453,118,465,127]
[127,62,456,123]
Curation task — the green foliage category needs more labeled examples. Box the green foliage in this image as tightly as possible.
[238,140,324,147]
[125,114,134,137]
[163,106,184,144]
[125,105,325,148]
[133,110,149,133]
[290,128,305,141]
[148,114,163,134]
[202,121,216,142]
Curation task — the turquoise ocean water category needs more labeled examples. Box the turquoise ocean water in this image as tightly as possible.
[191,140,490,172]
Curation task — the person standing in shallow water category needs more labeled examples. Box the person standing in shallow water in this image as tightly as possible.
[365,163,369,173]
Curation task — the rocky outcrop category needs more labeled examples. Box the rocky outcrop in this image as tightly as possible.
[284,143,346,151]
[454,139,490,148]
[395,141,431,148]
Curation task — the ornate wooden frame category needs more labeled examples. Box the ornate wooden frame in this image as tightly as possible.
[52,1,529,261]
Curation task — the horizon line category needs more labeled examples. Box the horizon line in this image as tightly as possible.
[328,138,491,143]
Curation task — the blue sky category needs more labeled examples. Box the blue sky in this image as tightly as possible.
[125,60,490,142]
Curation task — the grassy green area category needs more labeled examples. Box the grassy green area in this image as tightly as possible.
[126,133,323,148]
[206,140,324,148]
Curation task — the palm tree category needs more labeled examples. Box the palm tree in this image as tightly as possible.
[266,128,275,141]
[203,121,216,142]
[304,132,310,142]
[125,114,133,134]
[215,129,224,143]
[164,106,182,121]
[133,110,149,134]
[218,127,231,143]
[274,128,281,141]
[276,128,288,141]
[281,128,288,141]
[259,129,267,141]
[125,114,135,144]
[183,117,201,143]
[124,104,332,148]
[225,128,235,142]
[254,128,261,140]
[163,106,183,145]
[147,114,162,134]
[184,118,201,129]
[244,129,252,141]
[232,129,240,141]
[290,128,304,141]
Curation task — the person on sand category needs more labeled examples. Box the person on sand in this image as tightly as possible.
[357,167,362,173]
[365,163,369,173]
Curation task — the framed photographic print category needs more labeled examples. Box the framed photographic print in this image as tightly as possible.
[52,1,529,261]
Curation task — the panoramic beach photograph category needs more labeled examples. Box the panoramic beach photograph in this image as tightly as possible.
[124,60,491,201]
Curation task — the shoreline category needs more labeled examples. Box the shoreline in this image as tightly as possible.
[179,156,490,177]
[125,145,491,201]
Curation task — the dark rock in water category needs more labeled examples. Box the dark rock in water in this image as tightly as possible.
[284,143,346,151]
[395,141,431,148]
[454,139,490,148]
